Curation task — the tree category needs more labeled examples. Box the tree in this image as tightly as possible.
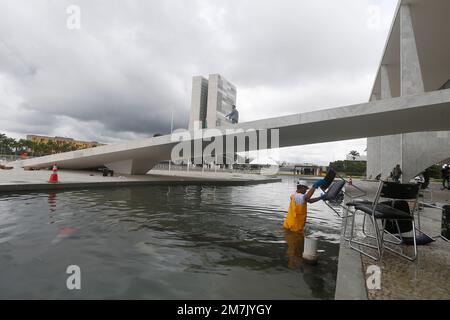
[349,150,360,160]
[0,133,7,155]
[329,160,366,176]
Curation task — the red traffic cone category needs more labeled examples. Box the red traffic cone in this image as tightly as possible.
[48,164,59,183]
[348,176,353,186]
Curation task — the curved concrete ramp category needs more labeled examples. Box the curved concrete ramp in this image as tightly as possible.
[20,89,450,174]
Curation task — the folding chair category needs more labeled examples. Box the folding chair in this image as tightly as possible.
[321,179,346,217]
[347,181,420,261]
[319,169,367,240]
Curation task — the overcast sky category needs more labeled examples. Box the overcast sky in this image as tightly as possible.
[0,0,398,165]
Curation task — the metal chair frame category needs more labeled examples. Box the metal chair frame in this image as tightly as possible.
[348,181,420,261]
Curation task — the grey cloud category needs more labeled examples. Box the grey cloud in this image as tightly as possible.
[0,0,396,162]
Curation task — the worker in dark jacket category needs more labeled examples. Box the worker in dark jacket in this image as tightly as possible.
[442,164,450,190]
[226,105,239,124]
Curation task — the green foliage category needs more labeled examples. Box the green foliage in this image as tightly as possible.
[423,164,443,179]
[329,160,367,176]
[0,132,91,157]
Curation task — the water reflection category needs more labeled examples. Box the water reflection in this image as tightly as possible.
[0,176,341,299]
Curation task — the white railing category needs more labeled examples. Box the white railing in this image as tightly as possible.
[152,163,262,175]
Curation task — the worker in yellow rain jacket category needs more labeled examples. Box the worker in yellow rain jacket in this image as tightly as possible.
[283,179,325,233]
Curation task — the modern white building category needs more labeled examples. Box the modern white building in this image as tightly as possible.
[189,74,236,130]
[206,74,237,128]
[366,0,450,181]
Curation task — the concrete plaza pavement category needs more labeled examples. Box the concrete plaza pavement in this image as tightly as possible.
[336,179,450,300]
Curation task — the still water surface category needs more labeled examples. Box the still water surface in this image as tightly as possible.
[0,176,343,299]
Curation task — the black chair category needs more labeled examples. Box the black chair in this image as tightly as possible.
[322,179,346,202]
[321,180,346,217]
[321,176,366,239]
[348,181,420,261]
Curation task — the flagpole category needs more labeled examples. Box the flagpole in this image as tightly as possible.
[169,110,173,172]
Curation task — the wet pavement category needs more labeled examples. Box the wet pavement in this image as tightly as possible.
[344,180,450,300]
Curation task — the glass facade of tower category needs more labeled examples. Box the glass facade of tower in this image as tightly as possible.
[189,74,237,129]
[206,74,236,128]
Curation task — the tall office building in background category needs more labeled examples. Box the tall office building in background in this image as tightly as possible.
[206,74,237,128]
[189,76,209,130]
[189,74,236,130]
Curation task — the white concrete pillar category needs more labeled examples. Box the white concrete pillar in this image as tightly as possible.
[366,137,381,179]
[400,4,424,96]
[379,64,399,179]
[367,65,393,179]
[380,65,392,99]
[381,135,402,179]
[394,8,450,180]
[379,4,429,182]
[106,158,162,175]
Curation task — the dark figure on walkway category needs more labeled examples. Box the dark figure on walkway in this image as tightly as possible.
[391,164,402,182]
[421,168,431,189]
[226,105,239,124]
[442,164,450,190]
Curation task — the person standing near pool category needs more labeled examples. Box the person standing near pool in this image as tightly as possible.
[283,179,326,233]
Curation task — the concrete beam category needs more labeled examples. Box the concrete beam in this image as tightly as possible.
[402,132,450,181]
[20,89,450,175]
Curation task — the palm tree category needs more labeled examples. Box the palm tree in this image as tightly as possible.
[349,150,360,161]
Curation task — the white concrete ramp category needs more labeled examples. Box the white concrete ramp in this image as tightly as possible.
[20,89,450,175]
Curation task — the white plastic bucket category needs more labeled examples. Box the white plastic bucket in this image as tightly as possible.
[303,237,319,262]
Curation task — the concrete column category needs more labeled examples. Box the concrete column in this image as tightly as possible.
[400,4,424,96]
[394,7,450,180]
[367,91,379,178]
[380,4,428,181]
[366,137,381,179]
[402,133,450,181]
[379,64,399,179]
[106,158,162,175]
[398,4,438,181]
[370,94,378,102]
[381,135,402,179]
[367,65,392,179]
[380,65,392,99]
